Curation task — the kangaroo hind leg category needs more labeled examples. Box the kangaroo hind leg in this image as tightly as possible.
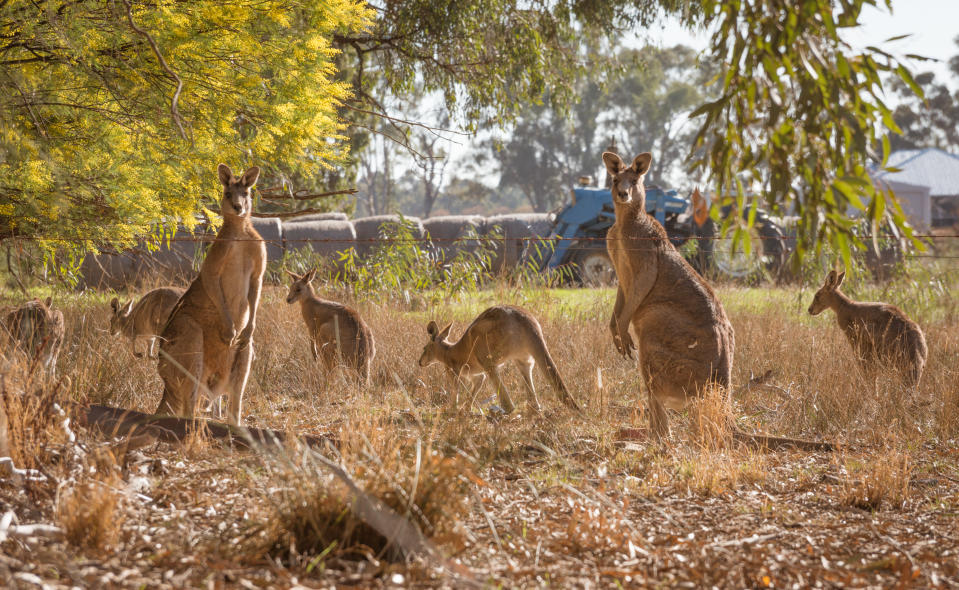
[156,319,204,418]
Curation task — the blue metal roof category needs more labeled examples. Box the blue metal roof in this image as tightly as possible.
[873,148,959,197]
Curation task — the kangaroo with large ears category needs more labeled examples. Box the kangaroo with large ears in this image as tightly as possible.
[603,151,830,450]
[154,163,266,424]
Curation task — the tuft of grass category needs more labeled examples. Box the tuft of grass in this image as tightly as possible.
[251,438,473,564]
[691,384,734,451]
[56,472,126,553]
[0,360,68,471]
[839,449,913,511]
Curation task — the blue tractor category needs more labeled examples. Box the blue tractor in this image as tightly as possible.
[544,182,787,284]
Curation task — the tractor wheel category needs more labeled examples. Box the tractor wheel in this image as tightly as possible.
[574,247,617,286]
[707,214,786,280]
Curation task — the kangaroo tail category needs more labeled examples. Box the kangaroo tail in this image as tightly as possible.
[532,336,582,413]
[732,430,834,452]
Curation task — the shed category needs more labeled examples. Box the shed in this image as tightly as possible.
[872,148,959,227]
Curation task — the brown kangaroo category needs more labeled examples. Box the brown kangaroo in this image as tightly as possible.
[603,151,830,451]
[110,288,184,359]
[808,270,927,387]
[1,297,64,377]
[417,305,582,414]
[285,268,375,384]
[155,164,266,424]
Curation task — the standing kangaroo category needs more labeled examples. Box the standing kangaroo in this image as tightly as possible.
[285,268,375,384]
[1,297,64,377]
[808,270,927,387]
[155,164,265,424]
[418,305,582,414]
[110,287,184,359]
[603,151,830,450]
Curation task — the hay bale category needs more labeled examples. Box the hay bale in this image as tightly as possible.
[79,250,142,290]
[287,212,349,223]
[251,217,285,262]
[484,213,555,272]
[139,226,213,285]
[282,219,357,266]
[351,215,426,257]
[422,215,487,261]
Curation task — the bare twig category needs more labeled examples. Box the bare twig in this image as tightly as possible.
[257,187,358,201]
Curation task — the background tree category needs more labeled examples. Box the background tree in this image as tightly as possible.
[887,37,959,152]
[0,0,370,267]
[488,44,714,211]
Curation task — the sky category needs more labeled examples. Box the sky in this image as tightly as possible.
[644,0,958,83]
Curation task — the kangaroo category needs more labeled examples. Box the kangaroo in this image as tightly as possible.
[603,151,830,451]
[0,297,64,377]
[285,268,375,384]
[155,164,266,424]
[418,305,582,414]
[808,270,927,387]
[110,287,184,359]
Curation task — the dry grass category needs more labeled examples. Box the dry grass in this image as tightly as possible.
[0,360,68,471]
[56,469,126,553]
[1,269,958,586]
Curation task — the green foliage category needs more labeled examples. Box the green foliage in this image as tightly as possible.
[0,0,371,266]
[690,0,924,265]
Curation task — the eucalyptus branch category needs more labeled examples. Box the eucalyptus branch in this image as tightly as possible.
[121,0,188,141]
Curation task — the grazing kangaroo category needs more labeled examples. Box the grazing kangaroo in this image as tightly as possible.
[603,151,830,451]
[0,297,64,377]
[110,288,184,359]
[418,305,582,414]
[285,268,375,383]
[808,270,927,387]
[155,164,266,424]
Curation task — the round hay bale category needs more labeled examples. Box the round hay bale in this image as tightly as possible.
[351,215,426,257]
[250,217,285,262]
[140,226,210,285]
[484,213,556,272]
[287,212,349,222]
[282,219,357,266]
[79,250,142,290]
[422,215,487,262]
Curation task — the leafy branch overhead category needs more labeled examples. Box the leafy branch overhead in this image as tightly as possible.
[689,0,924,262]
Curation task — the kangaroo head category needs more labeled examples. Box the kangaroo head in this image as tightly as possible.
[602,151,652,207]
[419,320,453,367]
[109,297,134,335]
[217,163,260,218]
[285,268,317,304]
[808,270,845,315]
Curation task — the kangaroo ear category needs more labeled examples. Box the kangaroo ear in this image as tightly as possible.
[438,322,453,341]
[284,269,298,280]
[110,297,119,312]
[217,163,233,186]
[426,320,439,338]
[124,300,134,314]
[305,268,317,283]
[835,271,845,288]
[602,152,624,177]
[824,270,838,288]
[630,152,652,176]
[44,296,52,308]
[240,166,260,188]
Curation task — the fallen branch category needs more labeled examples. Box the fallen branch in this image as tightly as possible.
[72,403,336,451]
